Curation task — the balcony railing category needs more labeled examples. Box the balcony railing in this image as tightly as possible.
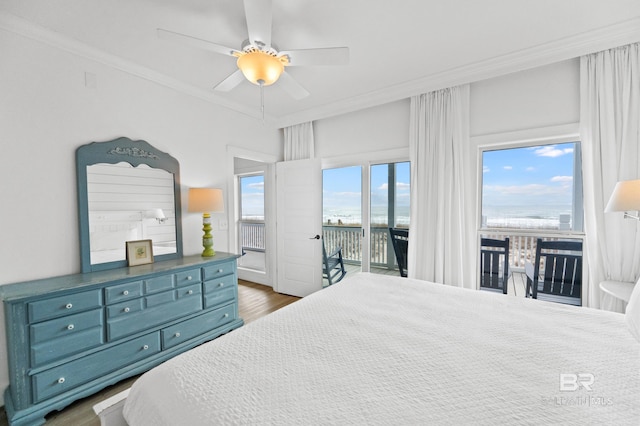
[322,225,398,269]
[240,220,266,252]
[481,230,584,271]
[240,222,581,275]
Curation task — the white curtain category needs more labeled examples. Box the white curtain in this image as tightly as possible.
[408,85,476,289]
[284,122,315,161]
[581,42,640,311]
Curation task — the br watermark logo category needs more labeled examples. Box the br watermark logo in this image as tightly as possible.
[539,373,613,407]
[559,373,594,391]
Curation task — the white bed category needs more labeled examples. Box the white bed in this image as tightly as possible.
[106,273,639,425]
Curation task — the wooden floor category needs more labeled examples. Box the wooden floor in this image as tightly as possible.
[0,280,299,426]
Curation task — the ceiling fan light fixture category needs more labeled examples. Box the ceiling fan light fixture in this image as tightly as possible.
[237,50,285,86]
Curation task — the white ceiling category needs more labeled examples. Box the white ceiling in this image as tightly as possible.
[2,0,640,128]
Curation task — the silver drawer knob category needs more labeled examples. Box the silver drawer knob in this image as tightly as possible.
[123,290,129,296]
[217,269,223,273]
[124,307,130,313]
[142,345,149,350]
[224,313,229,318]
[67,324,75,331]
[174,332,181,338]
[65,303,73,309]
[57,377,65,384]
[187,290,193,295]
[218,283,224,287]
[187,276,193,280]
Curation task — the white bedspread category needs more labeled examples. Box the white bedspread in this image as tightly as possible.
[123,273,640,425]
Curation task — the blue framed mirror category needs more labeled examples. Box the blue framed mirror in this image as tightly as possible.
[77,137,183,273]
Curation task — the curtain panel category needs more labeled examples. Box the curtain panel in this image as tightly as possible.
[408,85,476,289]
[581,42,640,311]
[284,122,315,161]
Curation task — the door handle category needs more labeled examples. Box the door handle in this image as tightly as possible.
[309,235,320,240]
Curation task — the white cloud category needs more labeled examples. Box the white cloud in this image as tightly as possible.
[483,166,490,173]
[378,182,410,190]
[503,166,512,170]
[551,176,573,183]
[526,167,536,172]
[534,145,574,158]
[247,182,264,190]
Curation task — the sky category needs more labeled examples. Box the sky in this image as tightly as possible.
[240,175,264,218]
[482,142,577,208]
[240,143,575,222]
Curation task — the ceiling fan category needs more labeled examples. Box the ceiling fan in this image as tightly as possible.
[157,0,349,100]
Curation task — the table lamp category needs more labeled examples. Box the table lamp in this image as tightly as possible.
[605,179,640,220]
[188,188,224,256]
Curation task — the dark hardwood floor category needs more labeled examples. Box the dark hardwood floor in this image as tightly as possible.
[0,280,300,426]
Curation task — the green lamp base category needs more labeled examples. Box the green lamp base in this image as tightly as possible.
[201,213,216,257]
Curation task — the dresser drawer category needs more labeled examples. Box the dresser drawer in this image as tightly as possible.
[106,298,144,319]
[203,274,236,294]
[177,283,202,299]
[104,281,143,304]
[31,327,104,367]
[143,275,175,294]
[176,268,202,286]
[30,309,103,344]
[204,287,236,309]
[203,261,235,280]
[32,332,160,403]
[107,296,203,341]
[161,303,237,349]
[28,290,103,323]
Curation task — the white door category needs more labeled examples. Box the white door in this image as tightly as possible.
[276,158,323,297]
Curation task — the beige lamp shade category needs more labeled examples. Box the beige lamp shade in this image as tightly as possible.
[188,188,224,213]
[605,179,640,212]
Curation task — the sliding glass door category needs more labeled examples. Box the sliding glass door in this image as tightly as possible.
[370,162,410,273]
[322,166,363,278]
[321,161,410,278]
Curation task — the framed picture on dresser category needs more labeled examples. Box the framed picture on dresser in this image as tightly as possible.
[126,239,154,266]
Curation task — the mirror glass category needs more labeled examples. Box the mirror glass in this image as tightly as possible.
[87,162,177,265]
[77,137,183,272]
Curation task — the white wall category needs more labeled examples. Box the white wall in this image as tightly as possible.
[314,58,580,157]
[0,31,280,403]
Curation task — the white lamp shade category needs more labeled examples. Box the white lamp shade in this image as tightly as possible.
[188,188,224,213]
[605,179,640,212]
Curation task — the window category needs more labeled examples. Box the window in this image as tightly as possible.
[481,142,583,232]
[238,174,265,271]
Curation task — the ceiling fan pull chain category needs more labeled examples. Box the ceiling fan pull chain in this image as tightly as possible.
[259,80,265,123]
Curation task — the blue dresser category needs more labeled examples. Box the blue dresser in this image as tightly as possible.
[0,253,243,426]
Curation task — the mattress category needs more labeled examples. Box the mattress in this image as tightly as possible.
[123,273,640,425]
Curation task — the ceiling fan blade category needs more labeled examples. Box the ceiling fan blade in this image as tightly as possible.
[243,0,272,49]
[279,47,349,66]
[277,72,310,100]
[213,70,246,92]
[157,28,240,57]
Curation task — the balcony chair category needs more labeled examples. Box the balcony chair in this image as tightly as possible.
[479,237,510,294]
[389,228,409,277]
[323,243,347,286]
[525,239,583,306]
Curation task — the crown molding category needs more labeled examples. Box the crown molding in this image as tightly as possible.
[275,17,640,129]
[0,11,271,122]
